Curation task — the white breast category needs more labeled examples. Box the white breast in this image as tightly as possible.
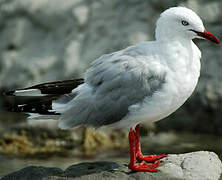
[111,40,201,130]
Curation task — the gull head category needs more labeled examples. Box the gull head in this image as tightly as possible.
[155,7,220,44]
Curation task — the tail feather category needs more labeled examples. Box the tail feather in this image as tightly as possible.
[3,78,84,118]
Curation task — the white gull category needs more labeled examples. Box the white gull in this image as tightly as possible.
[5,7,220,172]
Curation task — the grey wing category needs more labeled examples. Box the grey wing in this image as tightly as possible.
[58,47,166,129]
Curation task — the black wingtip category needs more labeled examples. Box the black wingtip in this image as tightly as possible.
[1,78,84,115]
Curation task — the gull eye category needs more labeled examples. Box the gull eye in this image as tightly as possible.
[182,20,189,26]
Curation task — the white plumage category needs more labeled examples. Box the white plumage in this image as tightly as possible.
[7,7,219,131]
[56,7,208,130]
[5,7,220,172]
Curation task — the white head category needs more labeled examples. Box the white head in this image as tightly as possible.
[155,7,220,44]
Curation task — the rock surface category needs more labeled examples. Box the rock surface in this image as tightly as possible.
[2,151,222,180]
[0,0,222,134]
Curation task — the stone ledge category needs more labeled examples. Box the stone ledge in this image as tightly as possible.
[2,151,222,180]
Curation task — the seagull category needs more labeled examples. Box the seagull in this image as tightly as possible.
[4,7,220,172]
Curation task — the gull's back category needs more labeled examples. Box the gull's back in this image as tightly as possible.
[56,41,167,129]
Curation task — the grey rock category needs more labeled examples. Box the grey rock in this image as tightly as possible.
[2,151,222,180]
[0,0,86,88]
[159,151,222,180]
[2,166,63,180]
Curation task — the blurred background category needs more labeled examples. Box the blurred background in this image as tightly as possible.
[0,0,222,177]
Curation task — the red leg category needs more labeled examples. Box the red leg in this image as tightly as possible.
[128,128,162,172]
[135,124,168,162]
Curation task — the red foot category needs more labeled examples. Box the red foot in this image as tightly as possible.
[128,161,163,172]
[136,154,168,162]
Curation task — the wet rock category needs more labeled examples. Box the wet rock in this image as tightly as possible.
[0,126,75,157]
[0,124,127,157]
[2,151,222,180]
[2,166,63,180]
[83,127,128,155]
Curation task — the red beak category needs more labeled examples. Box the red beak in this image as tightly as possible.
[192,30,220,44]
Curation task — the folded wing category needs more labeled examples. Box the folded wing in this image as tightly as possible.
[58,46,166,129]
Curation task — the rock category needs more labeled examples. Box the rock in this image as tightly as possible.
[0,125,127,157]
[159,151,222,180]
[0,125,76,157]
[0,0,87,88]
[2,151,222,180]
[83,127,128,155]
[2,166,63,180]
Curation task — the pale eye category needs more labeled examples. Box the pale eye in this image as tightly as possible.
[181,20,189,26]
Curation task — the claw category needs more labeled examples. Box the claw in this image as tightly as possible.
[128,161,162,172]
[128,125,167,172]
[136,154,168,162]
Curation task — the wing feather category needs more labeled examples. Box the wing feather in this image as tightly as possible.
[3,79,84,115]
[58,45,166,129]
